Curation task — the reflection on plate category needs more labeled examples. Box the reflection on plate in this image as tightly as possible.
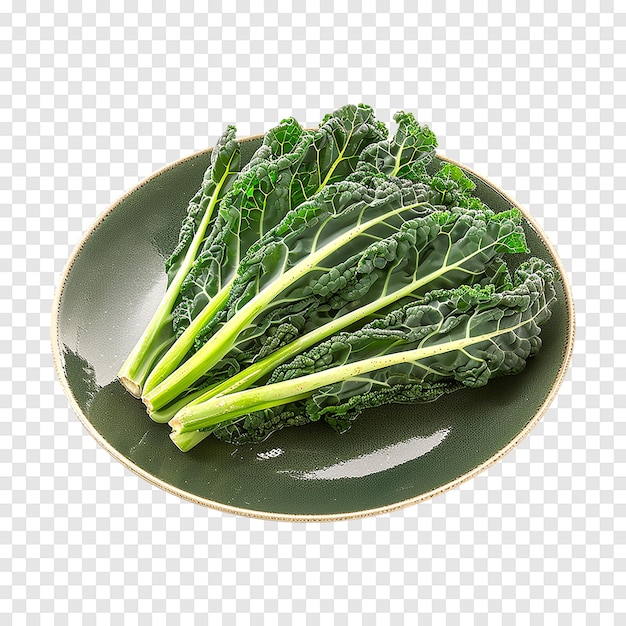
[282,428,451,481]
[52,138,574,521]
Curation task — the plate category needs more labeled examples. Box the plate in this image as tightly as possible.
[51,136,575,521]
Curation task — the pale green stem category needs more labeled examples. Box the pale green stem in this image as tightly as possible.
[169,322,529,435]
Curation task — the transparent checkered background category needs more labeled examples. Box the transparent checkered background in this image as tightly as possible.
[2,1,623,623]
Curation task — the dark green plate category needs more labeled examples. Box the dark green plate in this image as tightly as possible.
[51,138,575,521]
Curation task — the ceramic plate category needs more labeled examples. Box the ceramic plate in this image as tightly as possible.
[51,137,575,521]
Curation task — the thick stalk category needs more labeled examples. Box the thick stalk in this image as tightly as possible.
[169,324,525,434]
[142,282,232,394]
[118,170,231,396]
[148,384,220,423]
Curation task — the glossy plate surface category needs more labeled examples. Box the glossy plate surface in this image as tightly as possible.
[52,138,575,521]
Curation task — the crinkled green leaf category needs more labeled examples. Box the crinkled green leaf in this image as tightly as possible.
[144,173,434,411]
[357,110,437,178]
[206,205,525,384]
[183,258,557,442]
[171,104,389,338]
[165,126,242,284]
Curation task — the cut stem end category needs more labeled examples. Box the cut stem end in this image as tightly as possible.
[119,377,142,398]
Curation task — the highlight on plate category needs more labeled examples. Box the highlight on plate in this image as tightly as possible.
[116,103,558,452]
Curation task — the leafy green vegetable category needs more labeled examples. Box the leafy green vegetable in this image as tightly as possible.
[117,126,242,396]
[115,104,558,454]
[141,104,390,394]
[169,258,556,445]
[150,203,526,425]
[162,206,527,449]
[143,173,435,411]
[150,252,510,435]
[285,102,389,209]
[161,121,313,346]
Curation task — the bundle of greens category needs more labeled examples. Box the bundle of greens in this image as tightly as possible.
[118,104,558,451]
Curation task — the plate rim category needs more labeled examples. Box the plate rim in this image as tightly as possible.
[50,139,576,522]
